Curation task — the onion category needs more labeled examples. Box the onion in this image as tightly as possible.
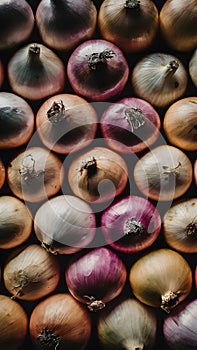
[131,53,188,107]
[0,159,5,190]
[0,60,4,87]
[0,92,34,149]
[160,0,197,52]
[163,97,197,151]
[98,297,157,350]
[101,195,161,253]
[29,293,91,350]
[3,244,60,301]
[0,294,28,350]
[65,247,127,311]
[36,94,98,154]
[7,146,64,203]
[68,147,128,203]
[34,195,96,255]
[98,0,159,53]
[189,48,197,88]
[36,0,97,51]
[100,97,160,153]
[129,248,192,313]
[133,145,193,201]
[163,198,197,253]
[67,39,129,101]
[163,299,197,349]
[0,196,32,249]
[8,43,65,100]
[0,0,34,50]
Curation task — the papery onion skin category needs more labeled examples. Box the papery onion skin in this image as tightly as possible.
[100,97,161,153]
[101,195,161,253]
[36,94,98,154]
[3,244,60,301]
[0,60,4,87]
[163,97,197,151]
[163,198,197,254]
[68,147,128,203]
[129,248,192,313]
[131,53,188,107]
[0,159,5,190]
[36,0,97,51]
[98,0,159,53]
[65,247,127,311]
[0,0,34,50]
[134,145,193,201]
[8,43,65,100]
[7,146,64,203]
[34,195,96,255]
[160,0,197,52]
[189,48,197,88]
[0,196,32,249]
[0,294,28,350]
[67,39,129,101]
[163,299,197,350]
[98,297,157,350]
[29,293,91,350]
[0,92,34,149]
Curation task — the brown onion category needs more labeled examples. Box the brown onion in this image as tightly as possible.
[0,158,5,190]
[3,244,60,301]
[0,196,32,249]
[0,60,4,87]
[36,94,98,154]
[29,293,91,350]
[8,43,65,100]
[134,145,193,201]
[68,147,128,203]
[0,294,28,350]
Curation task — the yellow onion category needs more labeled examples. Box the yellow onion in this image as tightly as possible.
[0,158,5,190]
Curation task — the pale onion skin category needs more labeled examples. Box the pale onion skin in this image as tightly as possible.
[0,196,32,249]
[0,0,34,50]
[36,94,98,154]
[0,92,34,148]
[3,244,60,301]
[134,145,193,201]
[163,198,197,254]
[7,147,64,203]
[98,0,159,53]
[98,298,157,350]
[0,60,3,87]
[129,248,192,313]
[160,0,197,52]
[29,293,91,350]
[8,43,65,100]
[68,147,128,203]
[34,195,96,254]
[0,294,28,350]
[189,48,197,88]
[131,53,188,107]
[163,97,197,151]
[0,159,5,190]
[36,0,97,51]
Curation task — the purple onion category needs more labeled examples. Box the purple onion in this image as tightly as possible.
[67,39,129,101]
[163,299,197,349]
[101,195,161,253]
[65,247,127,311]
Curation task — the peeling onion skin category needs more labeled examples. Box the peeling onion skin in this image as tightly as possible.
[0,60,4,87]
[8,43,65,101]
[160,0,197,52]
[134,145,193,201]
[0,92,34,149]
[189,48,197,88]
[0,294,28,350]
[0,0,34,51]
[29,293,91,350]
[0,159,5,190]
[129,248,192,313]
[163,97,197,151]
[36,0,97,51]
[163,198,197,254]
[98,0,159,53]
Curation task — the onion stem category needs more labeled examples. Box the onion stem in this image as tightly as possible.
[80,156,97,177]
[161,290,181,313]
[124,0,140,9]
[185,220,197,236]
[41,241,58,255]
[165,60,179,78]
[124,340,144,350]
[38,328,60,350]
[88,49,115,71]
[19,154,44,182]
[124,107,145,132]
[47,100,68,123]
[162,161,181,176]
[84,295,105,312]
[28,45,41,63]
[124,218,145,236]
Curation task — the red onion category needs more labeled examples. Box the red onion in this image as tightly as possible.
[163,299,197,349]
[101,195,161,253]
[67,39,129,101]
[0,159,5,190]
[65,247,127,311]
[100,97,160,153]
[36,0,97,51]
